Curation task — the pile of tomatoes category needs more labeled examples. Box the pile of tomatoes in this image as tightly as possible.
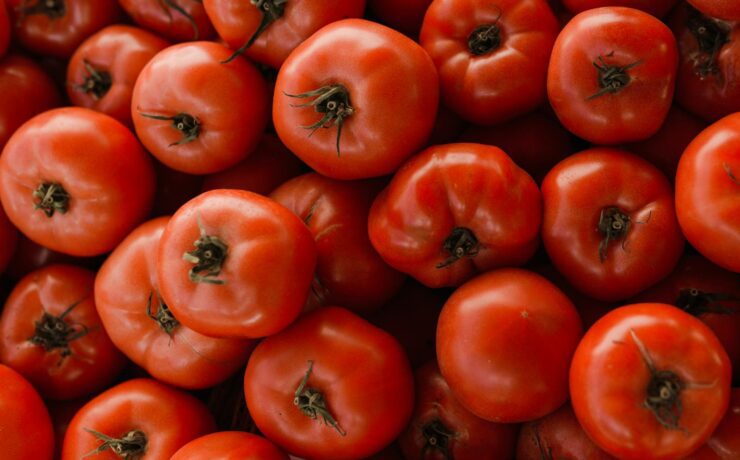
[0,0,738,459]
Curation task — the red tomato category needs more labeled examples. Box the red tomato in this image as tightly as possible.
[0,107,156,256]
[0,1,9,57]
[562,0,678,17]
[202,0,366,69]
[244,307,414,459]
[541,148,685,301]
[547,7,678,144]
[157,189,316,338]
[0,364,54,460]
[132,41,268,174]
[686,388,740,459]
[420,0,559,125]
[62,378,216,459]
[368,0,431,37]
[688,0,740,21]
[273,18,439,180]
[437,268,583,422]
[675,113,740,273]
[118,0,214,42]
[570,303,732,460]
[399,361,518,459]
[66,25,169,127]
[171,431,289,460]
[369,143,541,288]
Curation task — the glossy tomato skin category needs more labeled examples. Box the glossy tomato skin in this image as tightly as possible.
[95,217,254,389]
[675,113,740,273]
[0,364,54,460]
[0,107,156,256]
[688,0,740,21]
[541,148,684,301]
[686,388,740,459]
[62,378,216,459]
[369,143,541,288]
[547,7,678,144]
[437,268,583,423]
[171,431,289,460]
[368,0,431,37]
[420,0,559,125]
[570,303,732,460]
[562,0,677,17]
[132,41,268,174]
[203,0,366,70]
[66,25,169,127]
[118,0,214,42]
[157,189,316,339]
[244,307,414,460]
[273,18,439,180]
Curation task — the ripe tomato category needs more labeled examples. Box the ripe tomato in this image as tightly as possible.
[562,0,677,17]
[202,0,366,69]
[118,0,214,42]
[157,189,316,338]
[570,303,732,460]
[62,378,216,459]
[436,268,583,423]
[0,107,156,256]
[675,113,740,273]
[369,143,541,288]
[66,25,168,127]
[420,0,559,125]
[541,148,685,301]
[0,364,54,460]
[131,41,268,174]
[547,7,678,144]
[273,18,438,180]
[368,0,431,37]
[688,0,740,21]
[171,432,289,460]
[244,307,414,459]
[686,388,740,459]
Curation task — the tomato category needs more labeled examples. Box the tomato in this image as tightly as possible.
[6,0,121,57]
[0,1,9,57]
[118,0,214,42]
[244,307,414,459]
[562,0,678,17]
[686,388,740,459]
[369,143,541,288]
[688,0,740,21]
[131,41,268,174]
[368,0,431,37]
[420,0,558,125]
[202,0,366,69]
[675,113,740,273]
[399,361,518,459]
[273,18,438,180]
[437,268,583,423]
[0,53,61,150]
[271,173,405,313]
[670,4,740,122]
[157,189,316,338]
[0,364,54,460]
[0,107,155,256]
[62,378,215,459]
[516,403,615,459]
[541,148,684,301]
[171,431,289,460]
[571,303,732,459]
[547,7,678,144]
[66,25,168,127]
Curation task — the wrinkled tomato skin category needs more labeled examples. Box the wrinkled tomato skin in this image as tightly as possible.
[562,0,678,17]
[118,0,214,42]
[171,431,289,460]
[688,0,740,22]
[686,388,740,459]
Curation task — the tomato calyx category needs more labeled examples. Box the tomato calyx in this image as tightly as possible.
[420,419,455,459]
[75,59,112,101]
[146,291,180,335]
[597,207,630,262]
[686,7,729,78]
[587,53,642,100]
[724,162,739,185]
[437,227,480,269]
[468,23,502,56]
[222,0,288,64]
[33,182,69,217]
[675,288,737,316]
[182,218,228,285]
[18,0,66,19]
[28,299,89,359]
[84,428,148,459]
[285,84,354,156]
[293,360,347,436]
[138,111,201,146]
[158,0,201,40]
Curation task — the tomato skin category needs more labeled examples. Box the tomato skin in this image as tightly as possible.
[273,18,439,180]
[675,113,740,273]
[171,431,289,460]
[66,25,168,127]
[0,364,54,460]
[547,7,678,144]
[686,388,740,460]
[118,0,214,42]
[562,0,677,17]
[62,378,216,459]
[541,148,684,301]
[687,0,740,21]
[0,1,9,57]
[570,303,732,460]
[436,268,583,423]
[420,0,559,125]
[244,306,414,460]
[368,0,431,37]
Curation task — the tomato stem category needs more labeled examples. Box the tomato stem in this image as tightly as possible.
[293,360,346,436]
[420,419,455,460]
[19,0,66,19]
[221,0,288,64]
[182,216,228,285]
[84,428,147,459]
[675,288,736,316]
[157,0,201,40]
[532,424,554,460]
[138,111,201,146]
[687,6,729,79]
[597,207,630,262]
[75,59,112,101]
[146,291,180,335]
[285,84,354,156]
[28,299,89,360]
[33,182,70,217]
[724,162,738,185]
[437,227,480,269]
[587,53,642,100]
[468,21,502,55]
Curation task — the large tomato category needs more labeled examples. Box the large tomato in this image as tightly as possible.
[688,0,740,21]
[171,432,289,460]
[570,303,732,460]
[686,388,740,459]
[273,18,438,180]
[118,0,214,42]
